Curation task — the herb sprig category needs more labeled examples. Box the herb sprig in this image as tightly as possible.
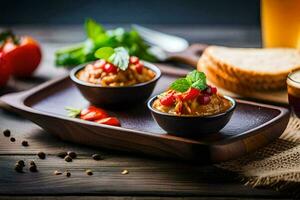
[55,19,157,67]
[170,70,207,92]
[95,47,129,70]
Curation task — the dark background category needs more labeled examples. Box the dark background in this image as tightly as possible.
[0,0,260,26]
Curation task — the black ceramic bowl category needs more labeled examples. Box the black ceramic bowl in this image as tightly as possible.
[70,61,161,107]
[148,95,236,137]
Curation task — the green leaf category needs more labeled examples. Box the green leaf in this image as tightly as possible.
[186,70,206,84]
[85,18,105,40]
[108,47,129,71]
[65,107,81,118]
[191,79,207,90]
[170,78,191,92]
[94,47,115,60]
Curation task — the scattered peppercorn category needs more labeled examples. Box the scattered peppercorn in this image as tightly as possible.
[92,154,102,161]
[67,151,77,159]
[121,169,129,175]
[53,170,62,175]
[14,164,23,173]
[3,129,11,137]
[10,137,16,142]
[29,160,36,166]
[16,160,25,167]
[57,152,67,158]
[64,155,72,162]
[37,152,46,159]
[64,171,71,177]
[21,140,29,147]
[86,169,93,176]
[29,165,38,172]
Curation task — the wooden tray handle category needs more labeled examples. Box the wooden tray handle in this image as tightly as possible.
[166,43,208,68]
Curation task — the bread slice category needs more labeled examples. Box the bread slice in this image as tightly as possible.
[198,54,286,90]
[201,46,300,80]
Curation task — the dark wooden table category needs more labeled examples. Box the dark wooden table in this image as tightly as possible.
[0,25,292,199]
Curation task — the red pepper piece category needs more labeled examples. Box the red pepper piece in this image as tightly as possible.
[160,92,176,106]
[182,87,201,101]
[80,106,108,121]
[129,56,139,64]
[135,62,144,74]
[96,117,121,127]
[103,63,118,74]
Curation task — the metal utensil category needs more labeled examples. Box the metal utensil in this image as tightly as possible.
[132,24,207,67]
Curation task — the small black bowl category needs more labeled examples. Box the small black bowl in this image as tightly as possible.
[70,61,161,107]
[148,95,236,137]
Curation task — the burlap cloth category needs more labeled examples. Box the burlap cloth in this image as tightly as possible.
[217,114,300,196]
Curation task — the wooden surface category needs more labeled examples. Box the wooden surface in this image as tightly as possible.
[0,25,293,199]
[1,74,290,162]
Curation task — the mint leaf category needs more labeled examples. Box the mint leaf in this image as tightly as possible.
[108,47,129,71]
[94,47,115,60]
[85,18,105,40]
[170,78,191,92]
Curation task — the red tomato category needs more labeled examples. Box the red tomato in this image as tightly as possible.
[129,56,139,64]
[96,117,121,127]
[182,88,201,101]
[135,62,144,74]
[0,51,11,87]
[80,106,108,121]
[2,36,42,77]
[103,63,117,74]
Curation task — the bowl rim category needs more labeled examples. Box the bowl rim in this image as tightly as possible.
[70,60,162,88]
[147,95,236,119]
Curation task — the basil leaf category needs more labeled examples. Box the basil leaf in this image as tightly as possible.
[94,47,115,60]
[108,47,129,71]
[191,79,207,90]
[170,78,191,92]
[85,18,105,40]
[186,70,206,84]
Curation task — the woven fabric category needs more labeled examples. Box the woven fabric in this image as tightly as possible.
[218,115,300,195]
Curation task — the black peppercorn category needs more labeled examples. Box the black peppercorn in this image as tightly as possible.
[57,152,67,158]
[21,140,29,147]
[64,155,72,162]
[10,137,16,142]
[37,152,46,159]
[92,154,102,161]
[67,151,77,159]
[3,129,11,137]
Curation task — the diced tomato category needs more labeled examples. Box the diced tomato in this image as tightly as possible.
[129,56,139,64]
[160,93,176,106]
[197,94,211,105]
[211,86,217,94]
[135,62,144,74]
[80,106,108,121]
[93,59,106,69]
[103,63,117,74]
[96,117,121,127]
[182,88,201,101]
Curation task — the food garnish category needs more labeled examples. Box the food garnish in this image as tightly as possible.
[55,18,157,67]
[153,70,231,116]
[65,105,121,127]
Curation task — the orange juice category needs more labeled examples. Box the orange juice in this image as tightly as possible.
[261,0,300,48]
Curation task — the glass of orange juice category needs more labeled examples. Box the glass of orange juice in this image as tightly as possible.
[261,0,300,48]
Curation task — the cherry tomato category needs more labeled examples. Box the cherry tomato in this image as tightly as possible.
[0,51,11,87]
[182,88,201,101]
[129,56,139,64]
[96,117,121,127]
[160,93,176,106]
[2,36,41,77]
[93,59,106,69]
[197,94,211,105]
[135,62,144,74]
[103,63,117,74]
[80,106,108,121]
[211,86,217,94]
[204,86,218,95]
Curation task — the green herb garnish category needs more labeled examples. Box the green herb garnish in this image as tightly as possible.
[170,70,207,92]
[95,47,129,70]
[55,18,157,67]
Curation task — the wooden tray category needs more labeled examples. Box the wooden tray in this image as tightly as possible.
[0,74,290,162]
